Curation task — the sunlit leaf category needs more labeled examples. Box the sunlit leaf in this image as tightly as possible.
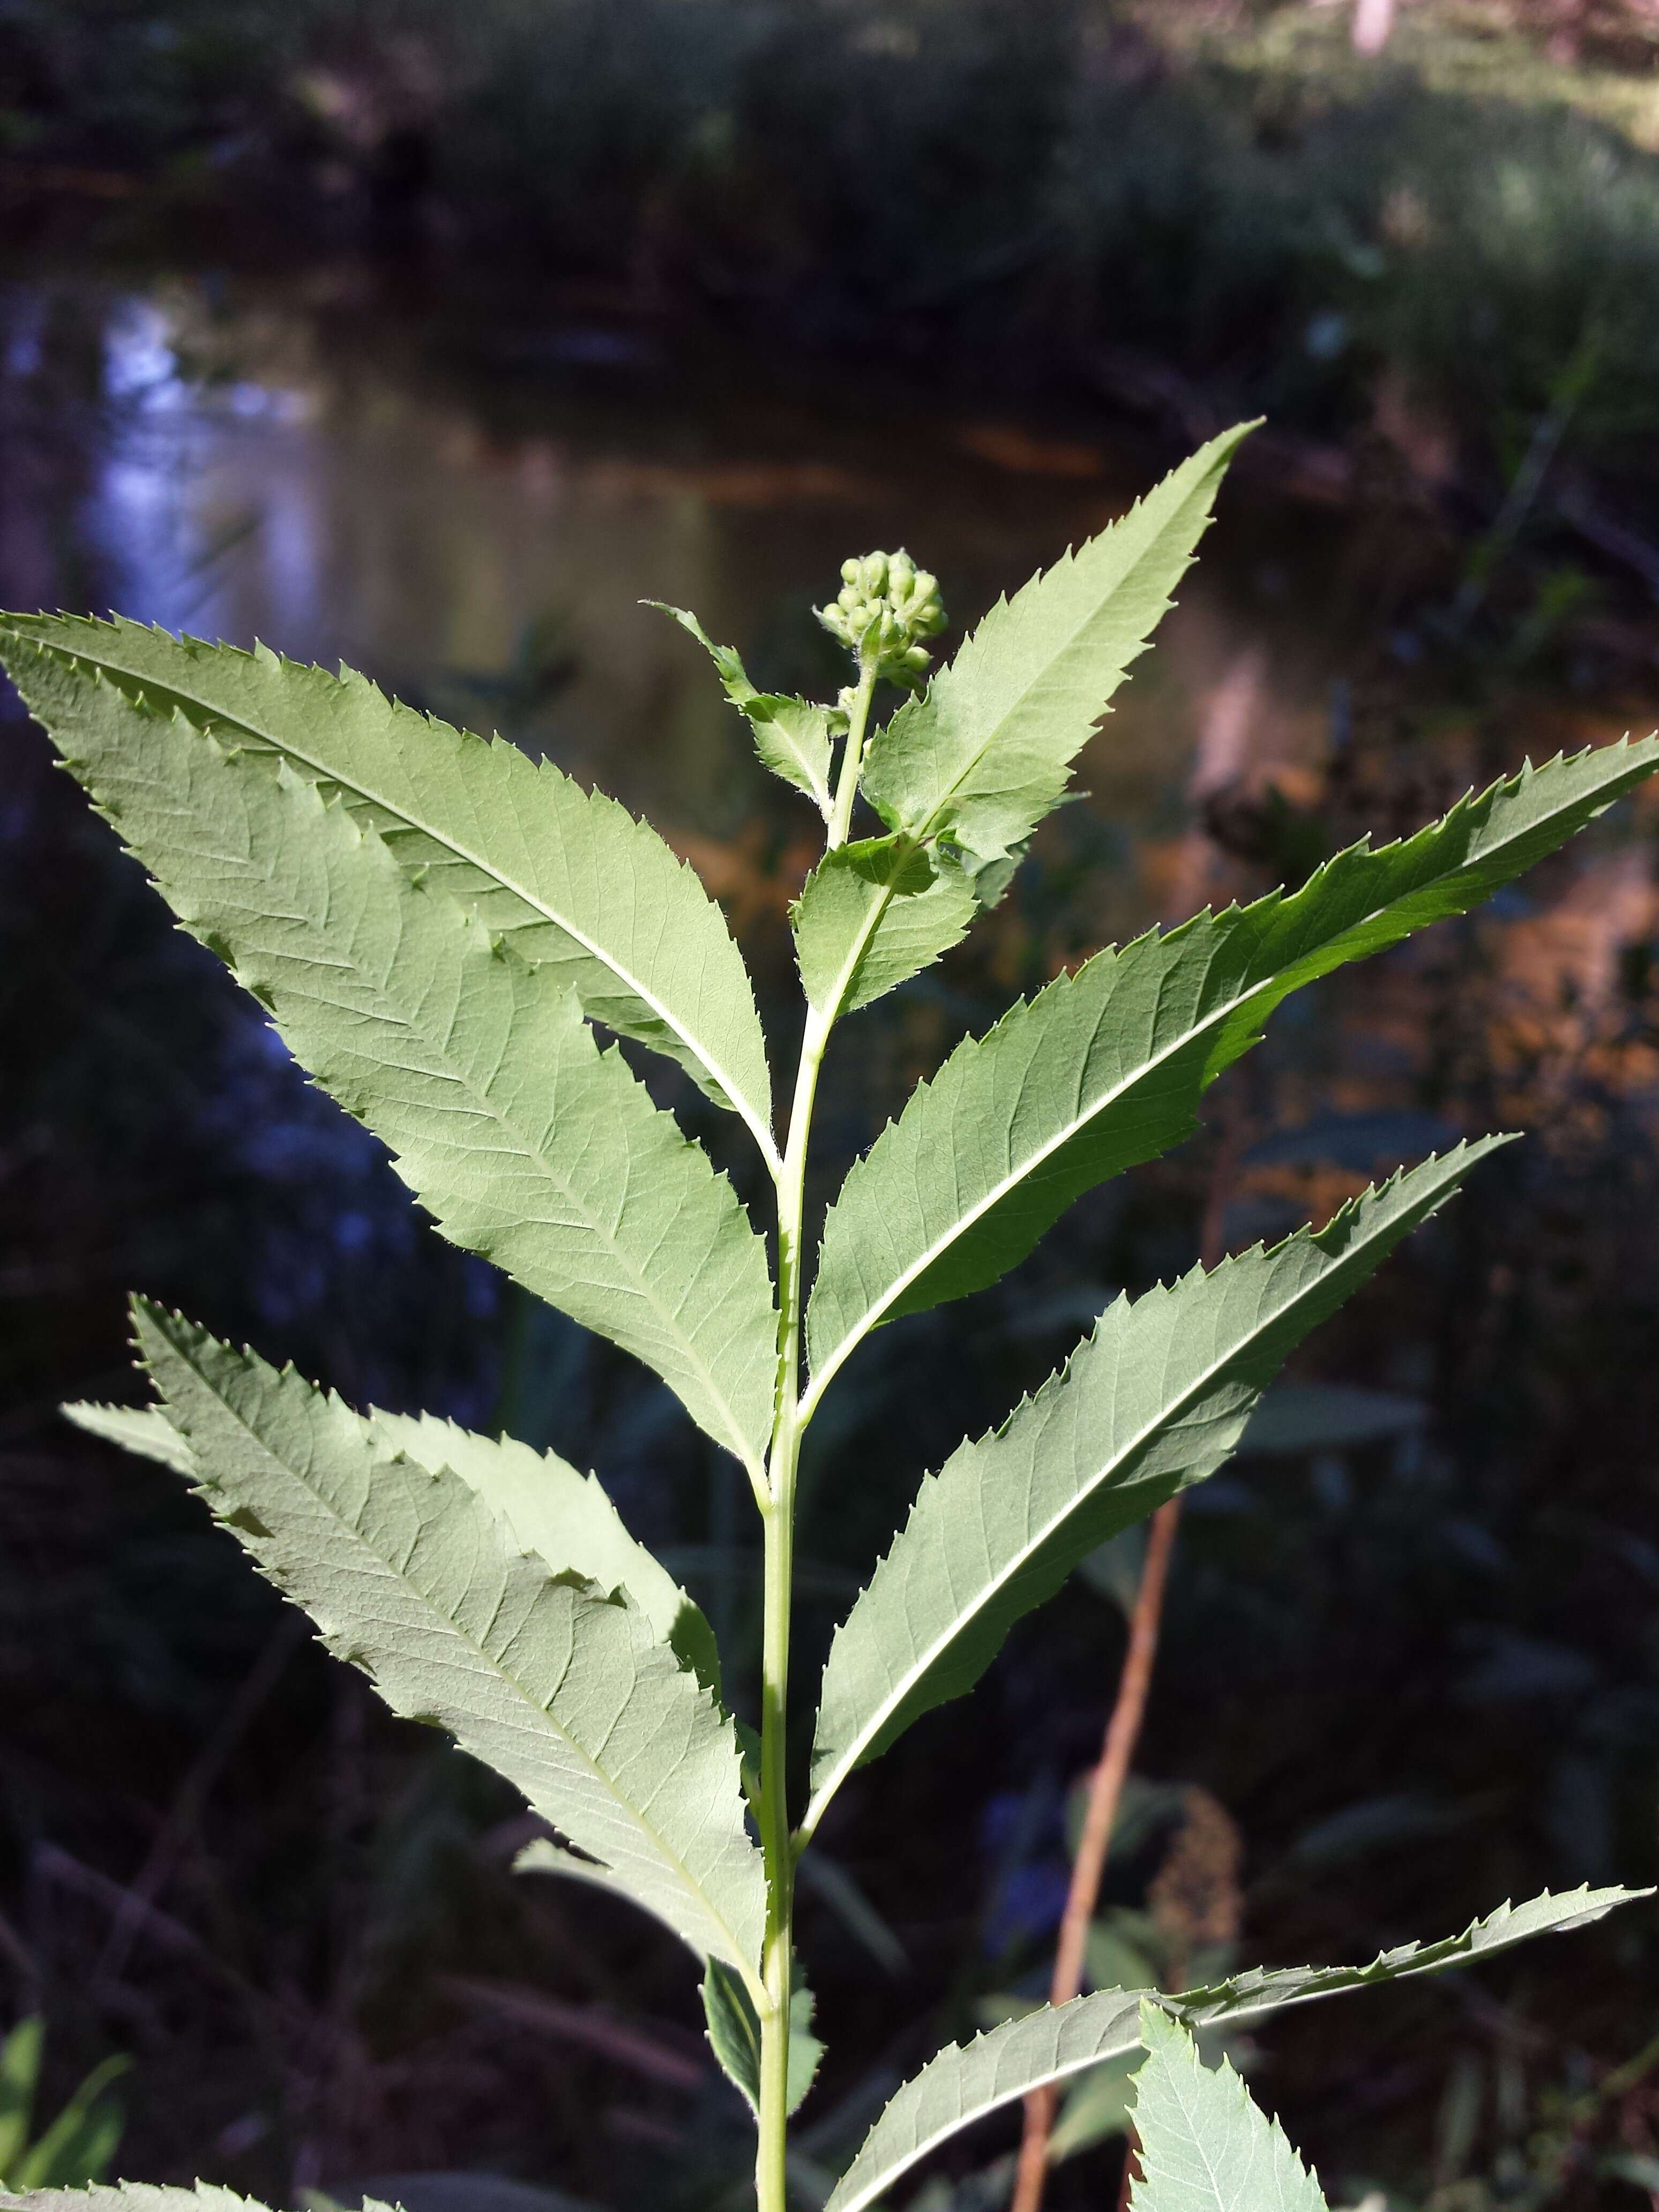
[806,737,1659,1398]
[860,425,1253,864]
[0,616,776,1150]
[68,1401,722,1698]
[824,1886,1647,2212]
[22,689,776,1473]
[1127,2002,1327,2212]
[653,603,835,819]
[807,1145,1506,1823]
[133,1303,767,1976]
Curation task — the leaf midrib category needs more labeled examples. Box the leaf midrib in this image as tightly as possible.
[828,1893,1642,2212]
[177,1343,762,1985]
[40,631,779,1166]
[908,583,1133,842]
[805,1184,1433,1826]
[220,837,767,1479]
[806,819,1565,1401]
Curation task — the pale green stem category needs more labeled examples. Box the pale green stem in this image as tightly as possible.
[828,656,879,850]
[753,662,878,2212]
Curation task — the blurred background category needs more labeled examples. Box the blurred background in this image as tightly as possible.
[4,2,1659,2207]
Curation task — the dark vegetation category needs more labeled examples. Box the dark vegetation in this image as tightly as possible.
[4,6,1659,2211]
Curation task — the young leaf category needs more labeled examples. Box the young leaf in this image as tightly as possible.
[806,737,1659,1398]
[703,1960,824,2116]
[0,617,777,1155]
[806,1143,1505,1824]
[860,424,1253,865]
[134,1302,768,1981]
[654,604,835,819]
[823,1885,1646,2212]
[27,690,777,1476]
[1127,2002,1327,2212]
[68,1400,722,1698]
[793,837,977,1017]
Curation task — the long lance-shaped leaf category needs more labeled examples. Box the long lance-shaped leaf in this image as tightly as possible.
[0,616,777,1159]
[24,679,777,1475]
[806,738,1659,1400]
[824,1885,1647,2212]
[133,1303,768,1982]
[860,425,1253,865]
[64,1401,722,1695]
[806,1144,1504,1824]
[1127,2002,1328,2212]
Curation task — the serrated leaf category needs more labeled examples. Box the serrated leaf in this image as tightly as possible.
[369,1412,723,1697]
[703,1959,823,2116]
[0,616,775,1153]
[62,1404,196,1476]
[26,690,776,1474]
[824,1885,1647,2212]
[806,737,1659,1398]
[69,1400,723,1699]
[1127,2003,1327,2212]
[0,2191,280,2212]
[807,1145,1505,1821]
[793,837,977,1018]
[133,1302,767,1978]
[653,604,835,818]
[860,425,1253,864]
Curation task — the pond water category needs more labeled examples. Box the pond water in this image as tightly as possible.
[3,270,1395,938]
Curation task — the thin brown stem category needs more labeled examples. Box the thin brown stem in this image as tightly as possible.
[1010,1114,1239,2212]
[1008,1498,1182,2212]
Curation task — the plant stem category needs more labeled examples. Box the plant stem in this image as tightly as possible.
[828,657,878,849]
[1008,1497,1182,2212]
[753,659,879,2212]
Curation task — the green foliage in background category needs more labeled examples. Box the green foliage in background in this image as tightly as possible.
[0,2020,125,2192]
[1,422,1653,2210]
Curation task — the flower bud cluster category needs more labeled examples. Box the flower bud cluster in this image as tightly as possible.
[817,549,945,687]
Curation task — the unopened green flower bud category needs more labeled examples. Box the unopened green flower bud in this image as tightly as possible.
[815,546,947,685]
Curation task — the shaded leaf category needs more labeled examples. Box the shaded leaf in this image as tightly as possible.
[134,1303,767,1977]
[824,1886,1647,2212]
[806,737,1659,1398]
[793,838,977,1018]
[703,1961,824,2116]
[0,617,775,1149]
[860,426,1252,864]
[26,691,776,1474]
[808,1145,1505,1822]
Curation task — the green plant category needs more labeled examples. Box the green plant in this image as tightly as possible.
[0,423,1652,2212]
[0,2020,126,2192]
